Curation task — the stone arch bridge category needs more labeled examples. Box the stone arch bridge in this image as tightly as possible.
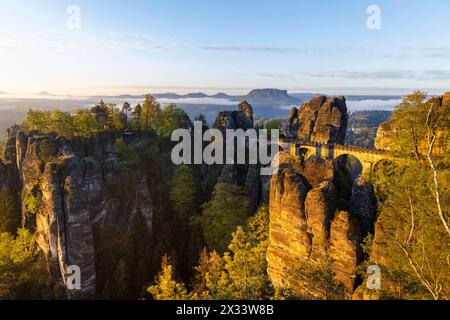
[278,139,396,178]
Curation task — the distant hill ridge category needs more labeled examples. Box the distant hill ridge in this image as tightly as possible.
[91,88,305,106]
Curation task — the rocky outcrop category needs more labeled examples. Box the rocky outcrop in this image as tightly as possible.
[38,156,96,299]
[329,211,362,291]
[267,166,311,289]
[244,164,260,213]
[305,181,337,260]
[375,92,450,152]
[288,96,348,144]
[213,101,254,132]
[348,179,377,236]
[214,101,261,213]
[268,164,369,297]
[238,89,299,107]
[374,119,397,150]
[2,130,154,299]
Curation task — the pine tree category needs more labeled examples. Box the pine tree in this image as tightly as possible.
[199,183,250,252]
[147,255,191,300]
[170,165,197,226]
[141,94,161,131]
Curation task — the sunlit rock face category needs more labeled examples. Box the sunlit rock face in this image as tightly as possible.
[374,119,397,150]
[267,166,311,290]
[375,92,450,152]
[2,131,154,299]
[267,167,366,297]
[288,95,348,144]
[267,95,377,297]
[213,100,254,132]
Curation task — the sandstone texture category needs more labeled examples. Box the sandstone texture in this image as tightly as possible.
[267,166,368,297]
[0,130,154,299]
[268,96,377,298]
[288,95,348,144]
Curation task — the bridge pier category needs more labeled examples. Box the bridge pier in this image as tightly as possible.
[282,140,393,181]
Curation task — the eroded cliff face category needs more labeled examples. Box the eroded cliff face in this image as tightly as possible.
[213,100,254,132]
[375,92,450,151]
[267,164,369,297]
[2,130,154,299]
[288,95,348,144]
[214,101,261,213]
[268,96,376,298]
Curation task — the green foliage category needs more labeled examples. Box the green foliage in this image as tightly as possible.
[170,165,197,224]
[150,205,273,300]
[391,91,449,160]
[288,259,347,300]
[0,138,6,159]
[108,105,127,131]
[23,109,51,133]
[20,96,195,142]
[158,104,192,137]
[141,94,162,131]
[129,104,142,131]
[102,259,129,300]
[0,229,58,299]
[24,186,42,215]
[147,255,191,300]
[73,109,98,138]
[0,187,19,234]
[265,119,282,137]
[198,183,250,252]
[114,138,138,162]
[370,161,450,299]
[122,102,132,117]
[49,110,75,138]
[91,100,109,130]
[371,160,401,206]
[94,225,130,298]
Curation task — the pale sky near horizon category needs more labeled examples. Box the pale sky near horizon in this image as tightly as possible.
[0,0,449,96]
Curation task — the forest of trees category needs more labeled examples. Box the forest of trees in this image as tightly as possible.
[0,91,449,300]
[21,94,192,139]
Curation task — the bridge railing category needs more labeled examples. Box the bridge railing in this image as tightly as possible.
[278,138,392,156]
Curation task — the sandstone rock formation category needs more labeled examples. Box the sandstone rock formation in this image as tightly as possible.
[374,119,397,150]
[268,97,377,297]
[214,101,261,213]
[0,130,155,299]
[267,166,366,297]
[375,92,450,151]
[288,96,348,144]
[267,166,311,289]
[213,101,254,132]
[329,211,362,291]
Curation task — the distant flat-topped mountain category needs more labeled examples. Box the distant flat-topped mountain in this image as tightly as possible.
[37,91,53,96]
[235,88,300,107]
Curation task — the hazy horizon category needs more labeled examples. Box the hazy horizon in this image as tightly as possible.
[1,1,449,95]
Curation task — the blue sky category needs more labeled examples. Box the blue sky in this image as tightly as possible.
[0,0,449,95]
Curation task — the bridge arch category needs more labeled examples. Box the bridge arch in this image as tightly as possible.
[284,140,396,179]
[334,154,363,182]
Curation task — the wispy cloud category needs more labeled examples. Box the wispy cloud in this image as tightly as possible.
[199,45,300,53]
[256,72,297,80]
[0,28,177,54]
[307,69,450,81]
